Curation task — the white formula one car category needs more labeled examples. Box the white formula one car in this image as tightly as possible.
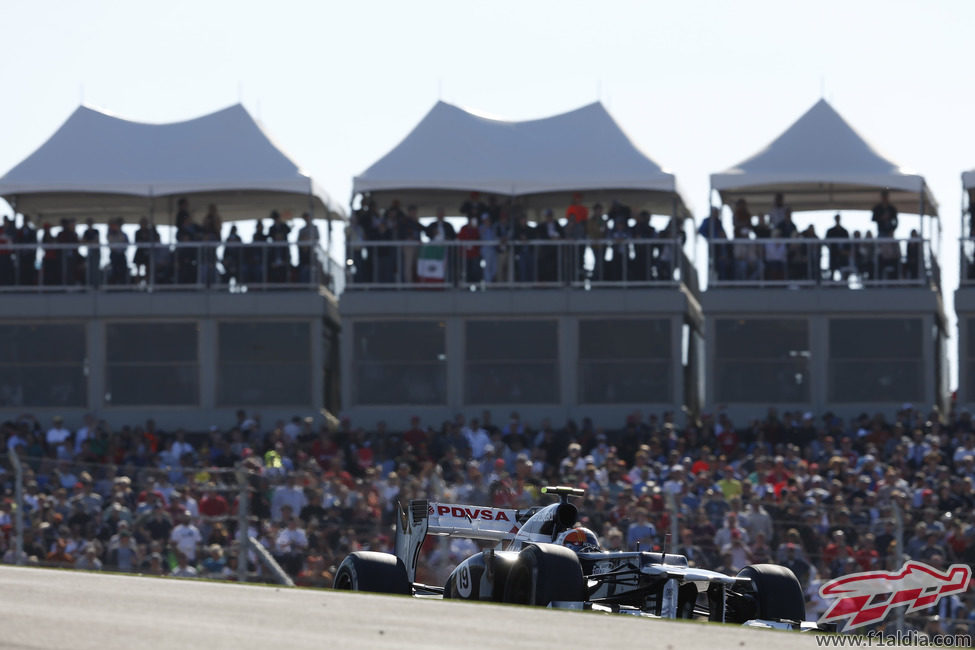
[333,486,821,631]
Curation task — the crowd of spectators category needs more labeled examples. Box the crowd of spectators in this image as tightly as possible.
[2,404,974,635]
[699,191,925,284]
[0,200,325,288]
[347,194,685,285]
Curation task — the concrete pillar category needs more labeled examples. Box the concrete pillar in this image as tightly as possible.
[810,315,828,415]
[309,318,324,414]
[87,319,103,411]
[560,316,577,423]
[671,316,683,408]
[199,319,217,409]
[339,318,355,413]
[445,317,463,412]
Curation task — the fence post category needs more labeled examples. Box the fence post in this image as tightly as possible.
[10,450,24,566]
[666,490,679,554]
[893,501,904,633]
[236,464,249,584]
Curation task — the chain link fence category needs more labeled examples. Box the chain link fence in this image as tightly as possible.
[2,447,973,636]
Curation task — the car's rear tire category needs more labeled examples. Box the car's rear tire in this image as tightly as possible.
[736,564,805,622]
[502,543,585,606]
[332,551,411,595]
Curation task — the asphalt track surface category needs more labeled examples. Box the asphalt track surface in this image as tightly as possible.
[0,566,827,650]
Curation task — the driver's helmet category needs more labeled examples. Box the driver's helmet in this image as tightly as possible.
[555,527,601,553]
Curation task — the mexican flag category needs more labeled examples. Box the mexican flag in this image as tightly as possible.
[418,245,446,282]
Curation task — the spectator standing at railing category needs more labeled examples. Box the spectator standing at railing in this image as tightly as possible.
[175,211,200,285]
[15,214,37,286]
[732,226,758,281]
[133,217,156,282]
[81,218,101,287]
[906,228,921,280]
[872,189,898,237]
[566,194,589,281]
[267,211,291,283]
[395,206,421,284]
[492,209,514,283]
[768,193,788,230]
[200,205,222,286]
[245,220,268,284]
[222,225,242,283]
[800,225,820,281]
[586,203,607,280]
[513,212,536,282]
[56,218,82,285]
[457,213,481,284]
[536,209,562,283]
[732,198,752,234]
[479,213,499,283]
[629,210,654,282]
[825,214,850,281]
[374,207,397,284]
[699,207,731,281]
[40,222,58,285]
[605,215,630,282]
[655,216,684,281]
[425,207,457,284]
[297,213,321,283]
[458,214,482,284]
[0,217,13,285]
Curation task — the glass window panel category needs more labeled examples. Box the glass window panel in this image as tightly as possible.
[106,365,199,406]
[829,319,921,360]
[0,366,86,407]
[828,360,922,403]
[0,324,85,364]
[106,323,198,363]
[715,361,810,403]
[354,321,445,362]
[579,320,671,359]
[464,362,558,404]
[578,361,671,403]
[715,319,809,359]
[354,362,446,405]
[218,322,309,363]
[217,362,311,406]
[466,321,557,361]
[217,321,311,406]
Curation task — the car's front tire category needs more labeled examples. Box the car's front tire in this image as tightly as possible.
[735,563,805,622]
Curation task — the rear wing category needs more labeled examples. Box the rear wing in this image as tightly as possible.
[395,499,523,583]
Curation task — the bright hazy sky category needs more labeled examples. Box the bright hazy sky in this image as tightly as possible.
[2,0,973,386]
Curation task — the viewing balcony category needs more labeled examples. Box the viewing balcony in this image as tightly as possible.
[706,236,938,290]
[343,238,700,299]
[0,241,345,296]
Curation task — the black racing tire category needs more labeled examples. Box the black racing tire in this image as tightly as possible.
[737,563,805,622]
[502,543,586,606]
[332,551,411,595]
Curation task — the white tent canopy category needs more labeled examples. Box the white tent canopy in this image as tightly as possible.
[353,101,691,219]
[0,104,344,224]
[711,99,937,217]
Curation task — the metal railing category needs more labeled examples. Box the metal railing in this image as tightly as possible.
[344,238,696,295]
[0,241,345,296]
[708,237,935,289]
